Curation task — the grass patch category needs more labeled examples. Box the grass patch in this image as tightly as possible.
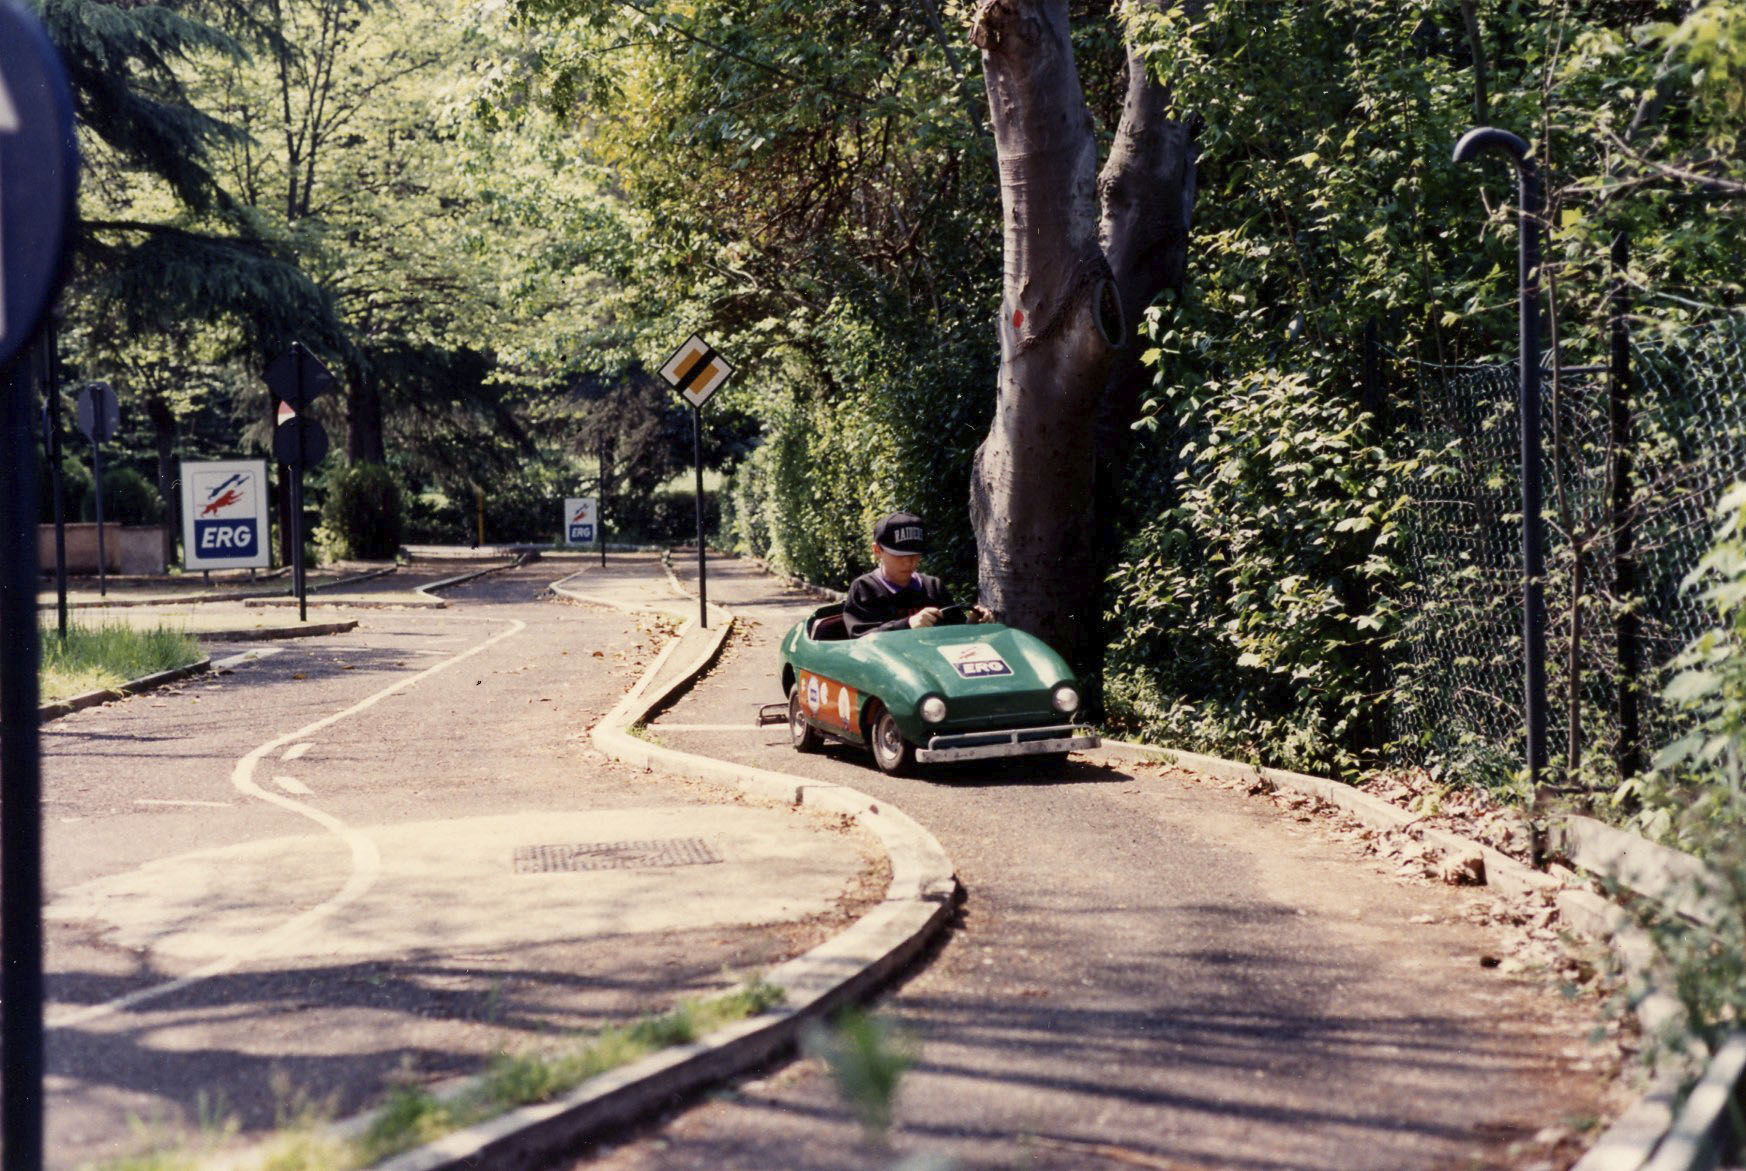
[90,980,785,1171]
[38,622,202,703]
[357,979,784,1164]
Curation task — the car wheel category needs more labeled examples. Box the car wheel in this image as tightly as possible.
[868,703,914,776]
[789,685,823,753]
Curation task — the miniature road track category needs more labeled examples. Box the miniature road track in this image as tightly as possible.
[38,559,886,1170]
[559,556,1624,1171]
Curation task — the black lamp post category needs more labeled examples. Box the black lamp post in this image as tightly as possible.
[1453,126,1548,793]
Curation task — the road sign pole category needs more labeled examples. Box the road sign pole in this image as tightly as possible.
[2,348,47,1171]
[693,404,707,628]
[45,322,66,640]
[91,429,106,597]
[293,361,306,622]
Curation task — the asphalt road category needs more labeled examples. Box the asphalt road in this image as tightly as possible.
[562,555,1624,1171]
[36,557,883,1169]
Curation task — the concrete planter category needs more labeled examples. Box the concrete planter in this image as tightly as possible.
[37,523,169,575]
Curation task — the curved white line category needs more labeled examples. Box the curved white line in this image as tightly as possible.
[48,616,527,1029]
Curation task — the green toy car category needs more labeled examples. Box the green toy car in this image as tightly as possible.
[777,602,1099,775]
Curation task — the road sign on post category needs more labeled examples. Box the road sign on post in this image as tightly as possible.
[659,334,734,628]
[75,381,118,596]
[564,497,597,546]
[0,5,79,1169]
[182,460,271,570]
[264,342,334,622]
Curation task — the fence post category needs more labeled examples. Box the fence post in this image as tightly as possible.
[1609,232,1641,781]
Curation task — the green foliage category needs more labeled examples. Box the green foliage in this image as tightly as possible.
[803,1009,915,1141]
[81,466,163,525]
[38,454,95,524]
[1107,365,1406,776]
[1107,0,1746,775]
[39,622,201,702]
[609,489,720,545]
[1618,483,1746,1051]
[317,463,405,561]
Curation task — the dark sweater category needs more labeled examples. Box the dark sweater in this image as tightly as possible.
[843,570,950,637]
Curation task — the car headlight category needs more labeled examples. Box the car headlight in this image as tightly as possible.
[919,695,948,724]
[1052,684,1080,714]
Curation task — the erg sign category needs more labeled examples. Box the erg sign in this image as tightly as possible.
[181,459,270,569]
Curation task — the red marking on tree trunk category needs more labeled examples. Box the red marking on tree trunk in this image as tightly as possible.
[1012,308,1025,328]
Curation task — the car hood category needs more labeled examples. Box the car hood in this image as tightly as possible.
[842,623,1071,699]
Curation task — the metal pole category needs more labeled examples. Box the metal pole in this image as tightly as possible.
[3,345,48,1171]
[599,435,607,569]
[293,360,307,623]
[693,406,707,628]
[1454,126,1548,791]
[47,327,67,641]
[1609,231,1640,780]
[92,427,107,598]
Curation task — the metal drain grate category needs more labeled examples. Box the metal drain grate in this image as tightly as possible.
[513,838,722,874]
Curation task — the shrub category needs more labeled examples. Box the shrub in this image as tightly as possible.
[79,466,162,525]
[607,489,719,545]
[318,463,404,560]
[37,454,93,524]
[1620,482,1746,1055]
[1104,365,1408,777]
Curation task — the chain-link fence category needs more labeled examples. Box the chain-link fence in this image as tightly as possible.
[1399,314,1746,785]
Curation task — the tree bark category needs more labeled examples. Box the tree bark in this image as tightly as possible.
[970,0,1121,662]
[345,356,385,464]
[971,0,1197,665]
[143,389,178,568]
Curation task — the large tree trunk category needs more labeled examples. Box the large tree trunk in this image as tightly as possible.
[345,356,386,464]
[970,0,1197,667]
[143,389,178,569]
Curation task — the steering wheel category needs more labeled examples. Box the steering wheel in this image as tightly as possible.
[936,604,969,626]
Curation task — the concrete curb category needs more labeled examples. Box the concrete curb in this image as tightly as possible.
[36,566,396,610]
[195,619,361,644]
[251,564,957,1171]
[38,657,211,723]
[1101,738,1737,1171]
[412,554,531,599]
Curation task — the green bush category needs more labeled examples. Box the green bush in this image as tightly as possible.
[79,466,163,525]
[607,488,719,545]
[318,462,404,560]
[1619,481,1746,1055]
[1104,364,1408,777]
[37,454,94,524]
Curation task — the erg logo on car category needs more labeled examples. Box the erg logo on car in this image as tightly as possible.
[938,644,1013,679]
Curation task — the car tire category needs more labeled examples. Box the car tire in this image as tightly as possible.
[789,685,823,753]
[868,703,914,776]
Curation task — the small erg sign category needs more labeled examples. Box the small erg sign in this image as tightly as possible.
[564,496,597,545]
[181,459,270,569]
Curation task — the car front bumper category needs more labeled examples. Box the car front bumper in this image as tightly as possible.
[914,724,1099,764]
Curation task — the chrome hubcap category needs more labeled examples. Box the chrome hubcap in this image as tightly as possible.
[875,716,900,763]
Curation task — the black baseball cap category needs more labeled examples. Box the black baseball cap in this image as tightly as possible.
[873,511,926,554]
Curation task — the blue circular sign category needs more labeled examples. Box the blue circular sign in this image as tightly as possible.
[0,0,79,370]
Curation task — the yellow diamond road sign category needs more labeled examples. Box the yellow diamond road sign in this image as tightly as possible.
[659,334,734,408]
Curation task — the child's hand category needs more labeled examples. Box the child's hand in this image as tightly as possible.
[968,605,995,624]
[908,607,941,628]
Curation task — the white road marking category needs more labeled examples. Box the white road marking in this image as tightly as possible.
[271,775,312,795]
[282,742,312,761]
[135,799,233,808]
[48,616,528,1030]
[212,647,286,670]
